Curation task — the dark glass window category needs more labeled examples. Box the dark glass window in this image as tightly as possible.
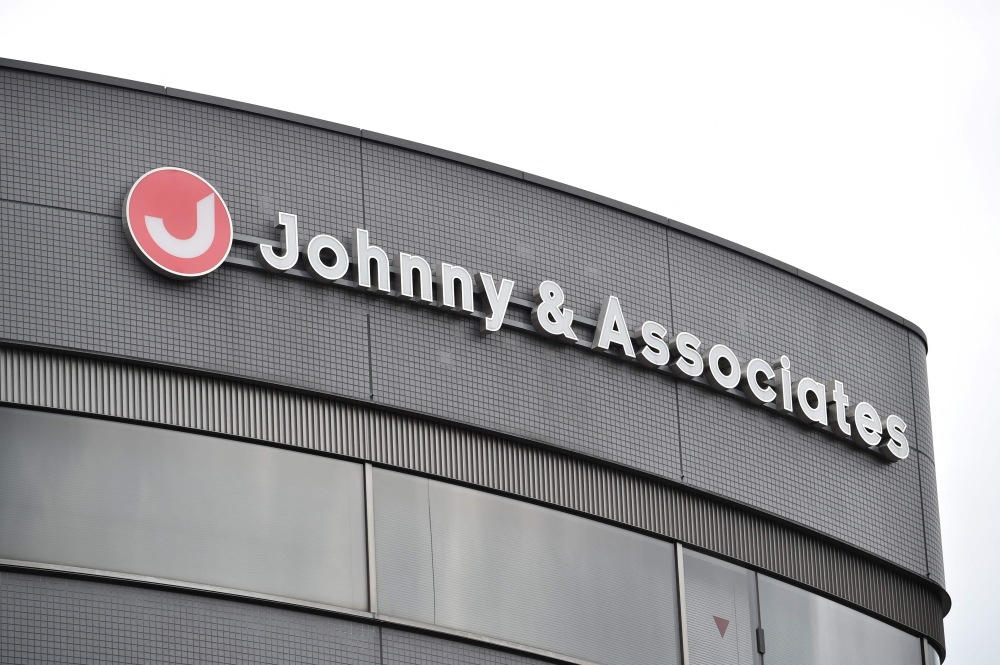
[0,407,368,609]
[758,575,921,665]
[373,468,682,665]
[683,548,759,665]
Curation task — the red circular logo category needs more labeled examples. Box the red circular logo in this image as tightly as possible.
[123,168,233,279]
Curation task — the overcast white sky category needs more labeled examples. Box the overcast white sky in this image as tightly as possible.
[2,0,997,661]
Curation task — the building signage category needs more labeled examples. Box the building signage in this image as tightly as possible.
[122,169,910,462]
[123,168,234,278]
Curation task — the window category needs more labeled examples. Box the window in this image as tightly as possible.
[682,548,759,665]
[0,407,368,610]
[372,468,682,665]
[757,574,921,665]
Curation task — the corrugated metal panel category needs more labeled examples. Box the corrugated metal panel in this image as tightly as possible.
[0,345,945,650]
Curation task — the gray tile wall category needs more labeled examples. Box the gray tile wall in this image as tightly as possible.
[666,230,917,432]
[0,200,370,397]
[675,381,927,574]
[907,330,944,585]
[368,300,681,478]
[361,140,675,328]
[0,571,380,664]
[0,570,559,665]
[0,66,943,589]
[381,627,551,665]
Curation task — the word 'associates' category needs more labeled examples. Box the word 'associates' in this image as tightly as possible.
[256,213,909,463]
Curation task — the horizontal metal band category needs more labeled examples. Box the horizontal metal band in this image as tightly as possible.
[0,344,945,654]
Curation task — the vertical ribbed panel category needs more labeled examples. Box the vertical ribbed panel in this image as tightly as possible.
[0,346,945,650]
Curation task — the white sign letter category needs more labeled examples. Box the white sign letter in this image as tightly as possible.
[475,272,515,333]
[592,295,635,358]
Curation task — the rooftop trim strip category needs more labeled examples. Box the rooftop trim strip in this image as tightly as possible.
[0,56,928,351]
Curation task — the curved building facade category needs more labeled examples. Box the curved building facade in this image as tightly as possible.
[0,58,946,664]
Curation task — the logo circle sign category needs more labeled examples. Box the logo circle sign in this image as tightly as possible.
[123,168,233,279]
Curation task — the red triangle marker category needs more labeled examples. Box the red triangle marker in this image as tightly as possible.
[713,616,730,638]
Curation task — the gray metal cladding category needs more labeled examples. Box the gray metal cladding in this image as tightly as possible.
[0,346,946,649]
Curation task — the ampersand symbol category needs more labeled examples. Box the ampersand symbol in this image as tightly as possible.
[531,280,579,342]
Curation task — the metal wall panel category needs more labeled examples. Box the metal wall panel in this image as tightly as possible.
[0,346,946,651]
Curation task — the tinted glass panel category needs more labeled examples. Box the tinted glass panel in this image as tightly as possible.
[683,549,759,665]
[0,407,368,610]
[372,468,434,622]
[923,639,942,665]
[758,575,921,665]
[373,469,682,665]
